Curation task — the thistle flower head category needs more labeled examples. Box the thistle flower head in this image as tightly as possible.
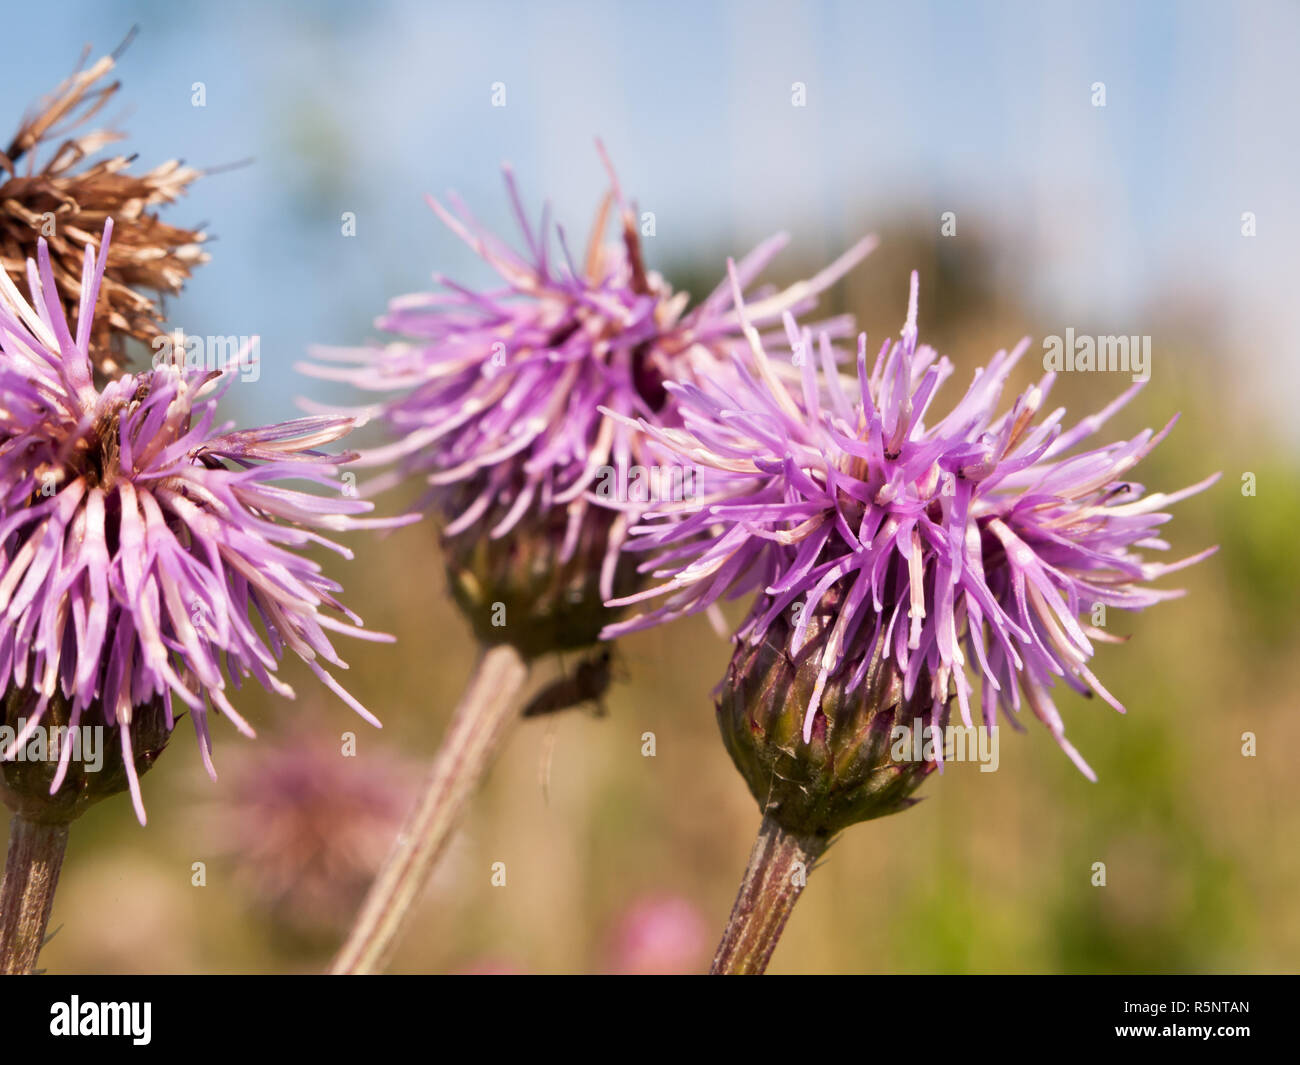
[302,147,872,654]
[608,268,1218,789]
[200,727,415,940]
[0,223,404,823]
[0,36,208,376]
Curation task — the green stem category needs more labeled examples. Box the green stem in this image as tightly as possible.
[0,816,69,975]
[710,814,827,974]
[331,643,530,974]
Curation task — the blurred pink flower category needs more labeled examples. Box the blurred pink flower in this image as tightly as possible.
[200,727,415,939]
[607,894,710,975]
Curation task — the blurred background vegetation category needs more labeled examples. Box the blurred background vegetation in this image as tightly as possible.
[3,1,1296,974]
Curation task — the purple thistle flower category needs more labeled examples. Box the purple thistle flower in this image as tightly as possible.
[0,222,407,823]
[605,268,1218,777]
[199,726,416,938]
[301,147,874,602]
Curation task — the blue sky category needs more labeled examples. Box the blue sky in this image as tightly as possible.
[2,0,1295,437]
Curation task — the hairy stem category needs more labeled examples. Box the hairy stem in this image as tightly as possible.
[710,814,827,975]
[0,816,70,975]
[332,643,530,974]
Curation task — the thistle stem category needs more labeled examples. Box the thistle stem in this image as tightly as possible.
[332,643,530,974]
[710,814,827,975]
[0,816,69,975]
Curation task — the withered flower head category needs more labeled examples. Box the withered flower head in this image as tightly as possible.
[0,33,208,377]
